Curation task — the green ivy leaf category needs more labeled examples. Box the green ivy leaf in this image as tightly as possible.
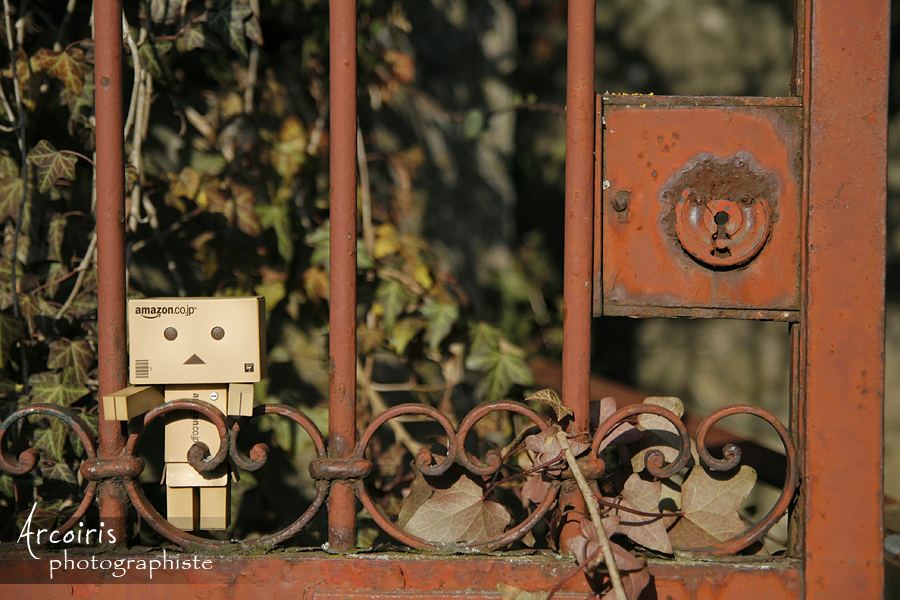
[177,25,211,52]
[149,0,184,23]
[391,317,426,355]
[27,140,78,193]
[33,422,67,464]
[208,0,254,58]
[44,262,69,298]
[0,177,25,222]
[0,314,25,369]
[420,298,458,351]
[466,337,533,402]
[0,150,19,178]
[41,459,78,486]
[35,47,92,95]
[256,203,294,262]
[28,368,90,407]
[47,339,94,384]
[375,279,416,330]
[47,214,66,262]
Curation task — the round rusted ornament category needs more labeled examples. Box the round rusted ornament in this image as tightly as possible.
[668,153,775,268]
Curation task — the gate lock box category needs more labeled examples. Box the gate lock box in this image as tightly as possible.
[103,297,266,530]
[594,95,803,320]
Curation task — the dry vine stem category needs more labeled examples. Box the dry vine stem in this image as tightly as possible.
[555,430,627,600]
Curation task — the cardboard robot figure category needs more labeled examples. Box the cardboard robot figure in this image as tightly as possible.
[103,297,266,530]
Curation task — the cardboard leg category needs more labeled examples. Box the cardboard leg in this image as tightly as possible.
[167,486,199,530]
[199,486,230,530]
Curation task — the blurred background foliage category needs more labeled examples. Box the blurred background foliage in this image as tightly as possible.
[0,0,896,546]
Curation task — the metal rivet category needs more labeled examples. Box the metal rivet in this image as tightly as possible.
[611,190,631,212]
[164,327,177,341]
[211,327,225,340]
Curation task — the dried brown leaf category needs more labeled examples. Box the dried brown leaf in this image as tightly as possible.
[400,473,512,544]
[611,472,673,554]
[667,465,756,548]
[525,387,572,421]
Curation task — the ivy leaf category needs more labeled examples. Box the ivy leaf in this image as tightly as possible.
[609,472,673,554]
[208,0,255,58]
[0,150,19,178]
[391,316,426,355]
[525,387,573,421]
[400,473,511,544]
[592,396,641,453]
[47,214,66,262]
[420,298,458,351]
[34,48,92,95]
[28,368,90,407]
[256,203,293,262]
[47,339,94,384]
[28,140,78,193]
[375,279,416,330]
[33,423,67,464]
[466,334,533,402]
[149,0,184,23]
[631,396,686,473]
[521,426,588,504]
[0,177,25,222]
[271,116,308,181]
[667,465,757,549]
[177,25,211,52]
[0,314,25,369]
[231,181,262,236]
[40,460,78,486]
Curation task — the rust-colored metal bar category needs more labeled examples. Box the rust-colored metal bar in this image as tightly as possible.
[559,0,595,554]
[562,0,595,442]
[327,0,358,552]
[93,0,128,545]
[801,0,888,596]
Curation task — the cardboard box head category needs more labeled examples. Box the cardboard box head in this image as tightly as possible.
[128,297,266,385]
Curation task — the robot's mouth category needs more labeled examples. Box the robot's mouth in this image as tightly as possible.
[184,354,206,365]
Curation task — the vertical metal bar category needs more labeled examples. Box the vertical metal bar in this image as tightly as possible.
[801,0,887,596]
[559,0,595,552]
[562,0,595,439]
[328,0,358,552]
[93,0,128,544]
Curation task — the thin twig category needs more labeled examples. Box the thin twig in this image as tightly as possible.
[481,450,564,501]
[357,124,374,254]
[54,231,97,319]
[556,430,627,600]
[357,359,425,456]
[122,14,142,142]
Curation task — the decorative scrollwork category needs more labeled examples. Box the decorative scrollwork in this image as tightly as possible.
[0,404,99,536]
[590,401,797,555]
[352,401,559,551]
[121,400,328,549]
[690,404,798,555]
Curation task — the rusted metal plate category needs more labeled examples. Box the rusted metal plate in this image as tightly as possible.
[595,95,802,318]
[0,554,800,599]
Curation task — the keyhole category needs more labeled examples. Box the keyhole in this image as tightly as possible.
[712,211,732,258]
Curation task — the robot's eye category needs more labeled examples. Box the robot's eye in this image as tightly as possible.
[164,327,178,341]
[211,327,225,340]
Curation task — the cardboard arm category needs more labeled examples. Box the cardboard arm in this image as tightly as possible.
[102,385,165,420]
[228,383,254,417]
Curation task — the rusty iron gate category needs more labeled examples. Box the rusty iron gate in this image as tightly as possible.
[0,0,889,598]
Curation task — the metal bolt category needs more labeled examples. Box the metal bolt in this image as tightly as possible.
[611,190,631,212]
